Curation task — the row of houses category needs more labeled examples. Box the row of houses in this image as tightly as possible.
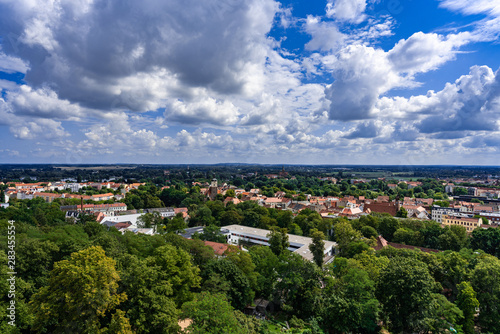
[2,180,147,203]
[60,203,128,215]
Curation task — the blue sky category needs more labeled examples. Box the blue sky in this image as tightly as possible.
[0,0,499,165]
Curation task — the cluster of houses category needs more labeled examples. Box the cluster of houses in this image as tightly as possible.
[197,180,499,233]
[1,181,146,203]
[3,178,499,236]
[60,203,188,235]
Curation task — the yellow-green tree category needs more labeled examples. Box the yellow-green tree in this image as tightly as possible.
[30,246,127,333]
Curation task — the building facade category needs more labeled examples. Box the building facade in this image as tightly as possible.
[442,214,481,232]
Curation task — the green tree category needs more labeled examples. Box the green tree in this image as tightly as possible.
[321,267,380,333]
[456,281,479,334]
[360,225,378,239]
[220,210,243,226]
[333,221,363,257]
[393,227,420,245]
[470,228,500,257]
[84,220,106,238]
[181,292,246,334]
[378,217,401,241]
[434,200,450,208]
[190,206,215,227]
[453,187,468,196]
[15,238,59,291]
[159,188,187,207]
[31,246,127,333]
[438,225,468,251]
[273,252,322,318]
[249,246,280,297]
[277,210,293,229]
[198,224,226,243]
[202,259,253,310]
[225,189,236,198]
[309,228,325,267]
[225,249,258,289]
[471,256,500,333]
[149,244,201,307]
[396,207,408,218]
[117,253,181,334]
[376,257,438,334]
[164,213,187,234]
[136,212,163,229]
[267,227,290,256]
[105,309,134,334]
[434,251,469,301]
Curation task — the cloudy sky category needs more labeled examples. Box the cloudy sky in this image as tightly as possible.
[0,0,499,165]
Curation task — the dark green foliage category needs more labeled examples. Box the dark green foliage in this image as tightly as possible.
[267,226,290,256]
[197,224,227,243]
[163,213,187,234]
[220,209,243,226]
[396,207,408,218]
[182,292,246,334]
[456,281,479,334]
[360,225,378,239]
[117,253,182,333]
[202,259,253,310]
[272,252,322,318]
[308,229,325,267]
[14,238,59,292]
[84,220,106,238]
[0,250,33,332]
[377,217,401,241]
[470,227,500,257]
[159,187,187,207]
[376,257,439,333]
[249,246,280,297]
[471,256,500,333]
[321,267,380,333]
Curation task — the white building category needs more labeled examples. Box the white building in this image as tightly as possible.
[445,183,455,194]
[100,213,144,227]
[222,224,337,263]
[122,227,155,235]
[431,205,460,223]
[146,207,176,218]
[65,183,82,192]
[16,192,34,200]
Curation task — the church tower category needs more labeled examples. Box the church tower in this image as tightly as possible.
[208,178,218,200]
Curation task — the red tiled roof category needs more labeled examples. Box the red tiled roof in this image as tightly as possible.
[203,241,236,256]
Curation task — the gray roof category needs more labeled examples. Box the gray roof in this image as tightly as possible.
[223,224,337,262]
